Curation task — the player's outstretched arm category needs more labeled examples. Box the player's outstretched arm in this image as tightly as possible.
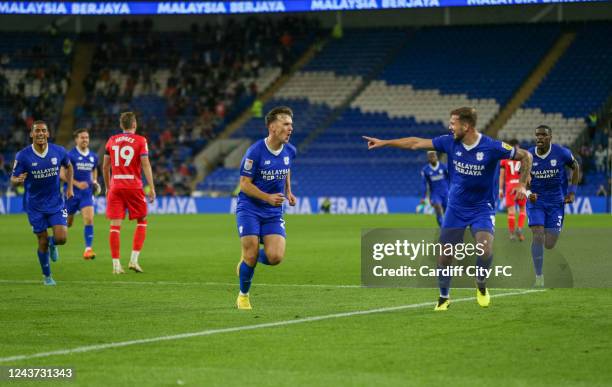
[362,136,433,151]
[59,166,88,190]
[102,155,111,195]
[240,176,284,207]
[511,149,532,201]
[565,157,581,204]
[141,155,156,203]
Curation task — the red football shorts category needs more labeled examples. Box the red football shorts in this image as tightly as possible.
[106,188,148,220]
[505,185,527,207]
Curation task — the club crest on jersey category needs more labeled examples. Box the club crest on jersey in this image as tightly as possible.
[550,159,557,167]
[89,156,94,162]
[476,152,484,161]
[284,156,289,165]
[244,159,253,171]
[439,170,443,174]
[51,157,58,165]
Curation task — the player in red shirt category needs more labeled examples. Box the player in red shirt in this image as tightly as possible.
[499,139,527,241]
[102,112,156,274]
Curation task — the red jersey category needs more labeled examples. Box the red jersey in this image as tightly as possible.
[500,159,521,188]
[105,132,148,190]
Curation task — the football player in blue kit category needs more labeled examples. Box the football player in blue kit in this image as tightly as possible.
[61,128,100,260]
[364,107,532,310]
[235,106,297,310]
[527,125,580,288]
[11,121,74,285]
[421,151,450,227]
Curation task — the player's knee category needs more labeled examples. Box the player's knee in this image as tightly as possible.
[267,252,284,265]
[38,238,49,251]
[54,236,67,245]
[67,218,74,227]
[544,239,557,250]
[242,254,258,266]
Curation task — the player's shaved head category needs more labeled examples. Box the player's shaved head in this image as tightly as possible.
[508,139,519,147]
[427,151,438,164]
[31,120,48,131]
[265,106,293,128]
[120,112,137,131]
[450,107,477,129]
[536,125,552,135]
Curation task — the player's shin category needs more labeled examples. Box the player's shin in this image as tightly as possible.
[84,224,94,249]
[475,253,492,290]
[508,213,516,234]
[438,264,451,298]
[37,250,51,277]
[239,261,256,295]
[131,220,147,264]
[110,225,121,270]
[531,240,544,277]
[518,210,526,230]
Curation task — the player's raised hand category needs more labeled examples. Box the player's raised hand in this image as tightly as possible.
[267,193,285,207]
[287,192,297,206]
[13,172,27,183]
[362,136,386,150]
[147,189,156,204]
[66,185,74,199]
[564,192,575,204]
[499,189,504,199]
[511,184,527,201]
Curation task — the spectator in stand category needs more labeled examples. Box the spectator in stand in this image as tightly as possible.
[585,112,598,140]
[594,145,607,172]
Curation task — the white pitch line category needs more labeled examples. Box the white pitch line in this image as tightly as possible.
[0,279,534,291]
[0,289,544,364]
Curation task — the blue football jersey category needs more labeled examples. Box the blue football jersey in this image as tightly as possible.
[421,162,449,197]
[237,139,297,216]
[432,134,515,211]
[529,144,574,204]
[12,144,71,214]
[65,147,98,195]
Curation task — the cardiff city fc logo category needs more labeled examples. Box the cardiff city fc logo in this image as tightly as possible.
[550,159,557,167]
[51,157,57,165]
[89,156,94,162]
[476,152,484,161]
[284,156,289,165]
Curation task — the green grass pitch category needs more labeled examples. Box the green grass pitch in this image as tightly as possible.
[1,214,611,386]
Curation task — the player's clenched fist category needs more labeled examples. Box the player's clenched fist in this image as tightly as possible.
[13,172,27,183]
[267,193,285,206]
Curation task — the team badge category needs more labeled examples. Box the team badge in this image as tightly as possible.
[439,170,443,174]
[89,156,94,162]
[476,152,484,161]
[550,159,557,167]
[79,157,83,160]
[533,162,538,166]
[51,157,58,165]
[284,156,289,165]
[244,159,253,171]
[502,142,513,151]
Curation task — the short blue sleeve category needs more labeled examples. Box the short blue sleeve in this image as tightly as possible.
[240,145,260,178]
[561,146,575,166]
[59,147,71,168]
[432,135,453,154]
[491,140,515,161]
[12,151,27,176]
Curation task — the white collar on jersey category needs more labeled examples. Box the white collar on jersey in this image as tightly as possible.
[535,144,552,159]
[430,162,440,171]
[462,133,482,151]
[264,137,283,156]
[76,147,90,157]
[31,144,49,158]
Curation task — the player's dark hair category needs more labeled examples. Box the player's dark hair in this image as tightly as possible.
[73,128,89,138]
[120,112,137,130]
[536,125,552,134]
[31,120,48,131]
[450,107,477,128]
[265,106,293,127]
[508,139,519,146]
